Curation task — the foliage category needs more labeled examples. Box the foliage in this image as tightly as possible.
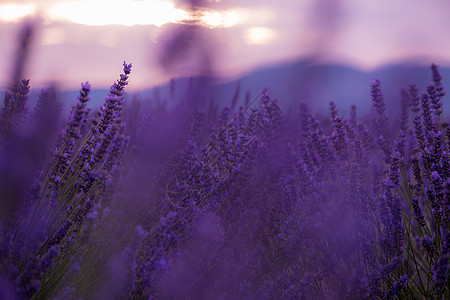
[0,25,448,300]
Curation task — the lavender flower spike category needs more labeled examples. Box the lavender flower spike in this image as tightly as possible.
[370,79,387,131]
[95,62,132,134]
[411,196,426,227]
[431,63,445,99]
[370,79,391,163]
[123,61,132,74]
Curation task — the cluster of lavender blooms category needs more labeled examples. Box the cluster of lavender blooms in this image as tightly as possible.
[0,28,449,300]
[0,60,132,299]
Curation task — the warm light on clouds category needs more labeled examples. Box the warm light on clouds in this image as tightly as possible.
[0,3,36,22]
[236,7,275,26]
[200,10,240,28]
[1,0,449,90]
[44,0,240,29]
[46,0,188,27]
[0,1,242,29]
[244,27,275,45]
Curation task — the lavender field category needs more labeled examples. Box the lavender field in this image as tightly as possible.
[0,22,449,300]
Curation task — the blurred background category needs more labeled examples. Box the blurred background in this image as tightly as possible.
[1,0,450,113]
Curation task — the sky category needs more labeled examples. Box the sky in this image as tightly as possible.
[1,0,450,91]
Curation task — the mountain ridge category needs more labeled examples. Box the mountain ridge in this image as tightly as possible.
[19,60,450,118]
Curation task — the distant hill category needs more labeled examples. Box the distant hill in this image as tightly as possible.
[23,60,450,120]
[133,60,450,118]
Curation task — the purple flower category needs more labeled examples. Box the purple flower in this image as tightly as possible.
[427,84,443,117]
[413,119,426,155]
[418,236,437,259]
[47,82,92,203]
[329,101,338,120]
[34,88,61,127]
[17,256,41,298]
[40,246,59,274]
[385,275,407,300]
[399,88,409,132]
[1,79,31,137]
[123,61,132,75]
[370,79,388,133]
[431,63,445,100]
[411,196,426,227]
[95,62,132,134]
[433,254,449,295]
[421,92,436,139]
[370,79,392,164]
[331,114,348,159]
[47,220,73,249]
[409,84,420,114]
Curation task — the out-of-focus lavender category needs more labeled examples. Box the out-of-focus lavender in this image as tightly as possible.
[0,21,449,300]
[9,20,35,92]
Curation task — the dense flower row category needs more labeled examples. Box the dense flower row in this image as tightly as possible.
[0,23,448,300]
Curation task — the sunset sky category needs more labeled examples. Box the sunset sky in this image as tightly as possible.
[1,0,450,91]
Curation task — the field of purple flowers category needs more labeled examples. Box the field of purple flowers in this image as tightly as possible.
[0,24,449,300]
